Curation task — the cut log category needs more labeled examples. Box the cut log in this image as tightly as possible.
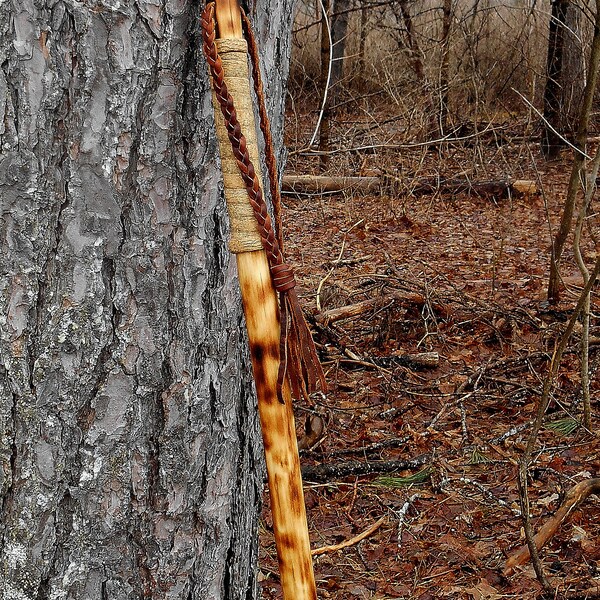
[282,174,537,198]
[282,174,380,194]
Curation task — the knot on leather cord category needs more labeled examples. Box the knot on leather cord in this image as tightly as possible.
[271,263,296,293]
[201,2,327,402]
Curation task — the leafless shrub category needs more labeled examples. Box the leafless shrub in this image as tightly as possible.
[288,0,557,126]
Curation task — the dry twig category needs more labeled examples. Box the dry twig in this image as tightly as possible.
[311,516,386,556]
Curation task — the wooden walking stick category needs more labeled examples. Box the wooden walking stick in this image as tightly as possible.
[200,2,326,599]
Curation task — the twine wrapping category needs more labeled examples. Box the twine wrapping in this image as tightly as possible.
[211,38,264,253]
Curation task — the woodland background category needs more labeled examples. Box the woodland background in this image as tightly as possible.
[258,0,600,597]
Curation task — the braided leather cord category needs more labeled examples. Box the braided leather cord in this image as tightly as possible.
[201,2,326,401]
[240,10,284,254]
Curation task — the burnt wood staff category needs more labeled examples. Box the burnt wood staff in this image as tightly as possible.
[201,2,326,599]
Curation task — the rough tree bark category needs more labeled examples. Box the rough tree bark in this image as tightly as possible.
[439,0,453,134]
[392,0,424,81]
[542,0,569,159]
[0,0,294,598]
[541,0,585,159]
[357,0,368,79]
[559,2,585,136]
[319,0,331,171]
[330,0,351,103]
[548,0,600,301]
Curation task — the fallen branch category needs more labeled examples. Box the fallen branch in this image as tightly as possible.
[317,291,449,325]
[343,348,439,370]
[317,293,421,324]
[301,456,430,483]
[302,435,413,460]
[329,436,411,457]
[405,177,537,198]
[378,352,440,369]
[459,477,520,515]
[311,516,386,556]
[504,478,600,575]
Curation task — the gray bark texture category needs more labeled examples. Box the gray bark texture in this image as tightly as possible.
[559,2,585,135]
[0,0,295,598]
[330,0,350,102]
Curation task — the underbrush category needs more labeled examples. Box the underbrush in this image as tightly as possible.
[259,7,600,593]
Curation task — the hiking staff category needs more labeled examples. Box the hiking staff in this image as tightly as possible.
[201,2,326,598]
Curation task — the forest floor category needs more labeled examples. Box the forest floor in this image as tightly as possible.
[258,98,600,599]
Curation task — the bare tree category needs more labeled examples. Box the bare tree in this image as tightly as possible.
[357,0,370,78]
[318,0,332,170]
[560,2,585,135]
[331,0,352,102]
[0,0,294,597]
[548,0,600,301]
[440,0,453,133]
[398,0,425,81]
[542,0,570,158]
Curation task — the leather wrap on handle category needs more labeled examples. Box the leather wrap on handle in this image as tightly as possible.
[211,38,264,253]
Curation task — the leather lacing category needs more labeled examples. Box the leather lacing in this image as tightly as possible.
[201,2,327,402]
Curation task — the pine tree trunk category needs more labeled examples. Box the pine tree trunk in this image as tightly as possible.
[0,0,294,598]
